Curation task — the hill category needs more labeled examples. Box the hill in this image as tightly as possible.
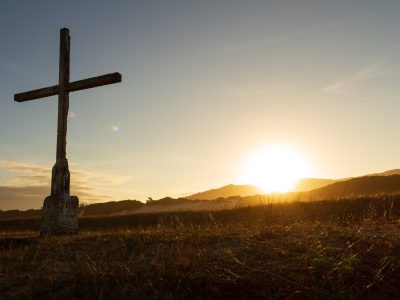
[186,184,262,200]
[0,199,144,220]
[185,178,338,200]
[2,169,400,218]
[367,169,400,176]
[292,178,338,192]
[307,174,400,200]
[79,174,400,213]
[185,169,400,200]
[79,199,144,216]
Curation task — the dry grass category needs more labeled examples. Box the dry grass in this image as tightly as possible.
[1,197,400,299]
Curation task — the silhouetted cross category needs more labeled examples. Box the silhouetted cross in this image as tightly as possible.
[14,28,121,196]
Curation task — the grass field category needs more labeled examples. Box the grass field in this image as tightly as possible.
[1,196,400,299]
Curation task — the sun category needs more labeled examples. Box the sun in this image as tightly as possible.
[239,144,311,193]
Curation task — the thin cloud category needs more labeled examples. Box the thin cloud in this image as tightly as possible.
[323,64,400,94]
[0,160,48,176]
[5,175,49,187]
[221,84,285,99]
[69,143,110,149]
[0,160,131,210]
[207,17,358,55]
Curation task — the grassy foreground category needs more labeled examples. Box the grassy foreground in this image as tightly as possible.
[1,197,400,299]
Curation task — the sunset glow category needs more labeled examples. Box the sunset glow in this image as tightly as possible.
[2,1,400,210]
[240,145,311,193]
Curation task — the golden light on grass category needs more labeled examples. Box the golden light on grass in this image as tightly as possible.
[239,144,311,193]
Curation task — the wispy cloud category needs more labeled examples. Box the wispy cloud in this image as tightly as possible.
[207,17,357,55]
[221,84,285,99]
[0,160,49,187]
[323,64,400,94]
[0,160,131,210]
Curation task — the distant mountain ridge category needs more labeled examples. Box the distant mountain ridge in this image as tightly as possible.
[185,178,339,200]
[307,174,400,200]
[186,184,262,200]
[367,169,400,176]
[0,199,144,220]
[2,169,400,219]
[185,169,400,200]
[80,200,144,216]
[292,178,338,192]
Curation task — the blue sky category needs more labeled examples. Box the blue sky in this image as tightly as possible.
[1,1,400,209]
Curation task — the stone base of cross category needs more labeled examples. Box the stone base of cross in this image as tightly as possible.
[14,28,121,235]
[42,194,79,235]
[41,158,78,235]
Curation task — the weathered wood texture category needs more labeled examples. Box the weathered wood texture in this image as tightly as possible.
[69,73,122,92]
[14,73,122,102]
[14,27,122,197]
[14,27,122,234]
[57,27,70,165]
[14,85,59,102]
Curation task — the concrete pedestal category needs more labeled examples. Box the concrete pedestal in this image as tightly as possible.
[41,194,79,235]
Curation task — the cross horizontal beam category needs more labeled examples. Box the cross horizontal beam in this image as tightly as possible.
[14,72,122,102]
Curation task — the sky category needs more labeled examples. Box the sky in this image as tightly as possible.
[1,0,400,209]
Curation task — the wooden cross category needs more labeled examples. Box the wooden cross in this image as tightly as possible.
[14,28,122,196]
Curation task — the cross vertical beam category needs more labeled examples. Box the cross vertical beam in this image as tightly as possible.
[51,28,70,196]
[57,28,70,164]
